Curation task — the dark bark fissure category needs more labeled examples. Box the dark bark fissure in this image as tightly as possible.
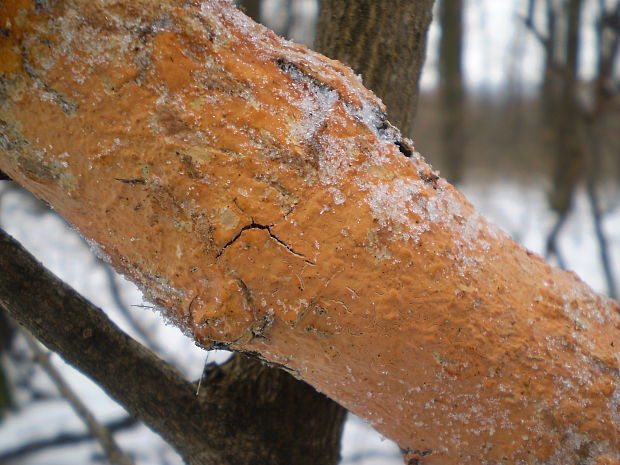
[0,228,345,465]
[114,177,146,185]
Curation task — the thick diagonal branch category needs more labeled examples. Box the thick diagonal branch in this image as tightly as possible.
[1,2,620,464]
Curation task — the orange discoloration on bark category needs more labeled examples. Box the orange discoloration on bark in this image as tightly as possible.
[2,1,620,464]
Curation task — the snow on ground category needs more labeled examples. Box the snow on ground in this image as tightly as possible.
[0,176,618,464]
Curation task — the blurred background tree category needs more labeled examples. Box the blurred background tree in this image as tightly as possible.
[438,0,466,185]
[520,0,619,298]
[314,0,434,136]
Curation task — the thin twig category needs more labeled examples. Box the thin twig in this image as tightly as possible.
[583,116,618,299]
[545,213,568,270]
[0,416,137,463]
[22,331,135,465]
[518,11,548,47]
[195,352,211,396]
[587,179,618,299]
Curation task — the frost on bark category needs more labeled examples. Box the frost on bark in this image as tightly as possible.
[1,1,620,464]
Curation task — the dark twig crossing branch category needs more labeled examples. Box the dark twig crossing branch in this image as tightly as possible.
[22,331,135,465]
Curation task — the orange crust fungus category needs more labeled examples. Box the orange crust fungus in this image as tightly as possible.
[1,1,620,463]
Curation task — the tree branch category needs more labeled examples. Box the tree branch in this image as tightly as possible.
[0,227,216,462]
[2,1,620,463]
[0,228,345,465]
[519,14,550,47]
[98,259,166,354]
[519,0,550,49]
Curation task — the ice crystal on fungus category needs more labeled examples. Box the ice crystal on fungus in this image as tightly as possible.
[328,187,346,206]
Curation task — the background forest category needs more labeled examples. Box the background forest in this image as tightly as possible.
[1,0,619,464]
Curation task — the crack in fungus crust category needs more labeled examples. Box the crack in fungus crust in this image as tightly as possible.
[216,221,314,265]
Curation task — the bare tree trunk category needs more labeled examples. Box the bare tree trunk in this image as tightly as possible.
[541,0,557,118]
[544,0,585,265]
[549,0,583,213]
[2,1,620,464]
[438,0,465,184]
[315,0,435,137]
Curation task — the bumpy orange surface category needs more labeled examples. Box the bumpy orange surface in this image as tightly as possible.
[1,1,620,463]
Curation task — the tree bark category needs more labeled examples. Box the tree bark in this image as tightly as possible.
[315,0,435,137]
[0,228,345,465]
[2,1,620,464]
[438,0,465,185]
